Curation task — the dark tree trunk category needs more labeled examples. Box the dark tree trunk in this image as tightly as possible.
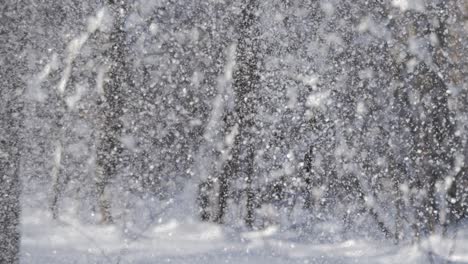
[302,148,314,209]
[0,1,28,262]
[198,178,214,221]
[0,102,22,264]
[215,0,260,227]
[95,0,131,224]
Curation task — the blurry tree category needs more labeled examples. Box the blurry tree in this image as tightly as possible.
[0,1,29,262]
[94,0,132,224]
[213,0,260,228]
[49,1,100,219]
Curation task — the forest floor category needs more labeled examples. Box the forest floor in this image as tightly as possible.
[19,192,468,264]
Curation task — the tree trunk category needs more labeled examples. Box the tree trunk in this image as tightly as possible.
[95,0,130,224]
[0,102,22,264]
[215,0,260,227]
[0,1,27,262]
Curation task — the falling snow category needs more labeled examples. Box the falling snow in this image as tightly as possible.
[1,0,467,263]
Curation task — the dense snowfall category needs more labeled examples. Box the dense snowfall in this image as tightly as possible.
[1,0,467,263]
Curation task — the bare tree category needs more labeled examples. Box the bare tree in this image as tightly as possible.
[0,1,28,262]
[49,1,98,219]
[95,0,131,224]
[214,0,260,228]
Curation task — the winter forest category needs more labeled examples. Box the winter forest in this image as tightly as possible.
[1,0,467,263]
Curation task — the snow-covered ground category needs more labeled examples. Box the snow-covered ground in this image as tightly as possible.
[19,194,468,264]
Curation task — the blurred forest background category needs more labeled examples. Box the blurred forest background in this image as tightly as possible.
[1,0,467,263]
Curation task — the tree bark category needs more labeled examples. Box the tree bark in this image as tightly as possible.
[95,0,130,224]
[0,1,28,262]
[215,0,260,227]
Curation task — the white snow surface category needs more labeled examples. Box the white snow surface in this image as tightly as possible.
[20,194,468,264]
